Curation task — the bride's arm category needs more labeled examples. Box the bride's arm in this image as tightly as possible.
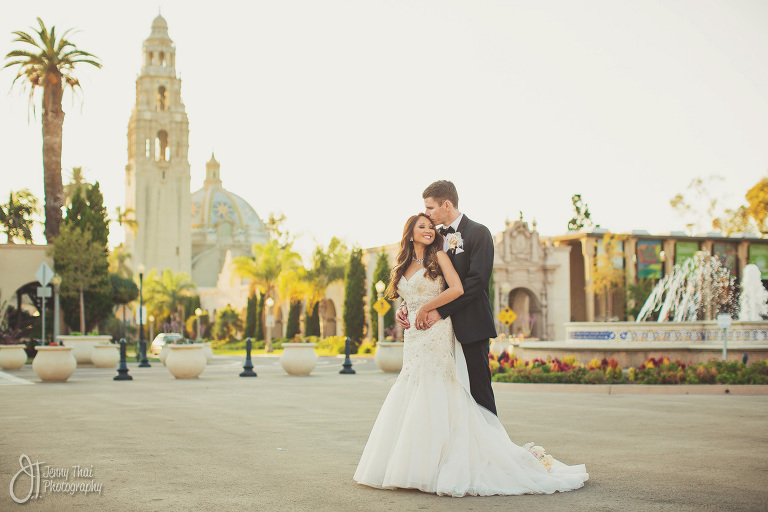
[415,252,463,319]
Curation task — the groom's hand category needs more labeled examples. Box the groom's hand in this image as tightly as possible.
[420,310,442,330]
[396,304,410,329]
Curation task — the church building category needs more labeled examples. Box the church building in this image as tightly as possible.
[124,15,268,313]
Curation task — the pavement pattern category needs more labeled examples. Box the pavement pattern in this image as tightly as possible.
[1,355,767,512]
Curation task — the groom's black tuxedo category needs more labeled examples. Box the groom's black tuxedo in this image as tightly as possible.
[435,215,498,414]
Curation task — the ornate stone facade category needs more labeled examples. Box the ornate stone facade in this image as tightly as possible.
[491,218,571,341]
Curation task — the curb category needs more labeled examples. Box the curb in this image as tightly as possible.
[492,382,768,395]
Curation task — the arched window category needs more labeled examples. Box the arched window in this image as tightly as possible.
[157,86,167,111]
[155,130,169,162]
[159,51,166,67]
[147,51,153,66]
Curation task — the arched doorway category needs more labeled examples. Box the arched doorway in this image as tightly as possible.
[322,299,337,337]
[507,288,543,339]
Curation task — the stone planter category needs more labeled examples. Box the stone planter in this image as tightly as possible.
[159,345,171,366]
[91,344,120,368]
[374,342,403,373]
[165,345,207,379]
[58,335,112,365]
[0,345,28,370]
[32,346,77,382]
[489,336,512,357]
[201,342,213,363]
[280,343,318,376]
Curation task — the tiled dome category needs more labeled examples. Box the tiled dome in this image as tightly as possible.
[190,154,267,237]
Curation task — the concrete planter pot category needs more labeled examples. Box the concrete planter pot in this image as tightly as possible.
[0,345,28,370]
[58,335,112,365]
[201,342,213,363]
[159,345,171,366]
[280,343,318,376]
[165,345,207,379]
[91,344,120,368]
[374,342,403,373]
[32,346,77,382]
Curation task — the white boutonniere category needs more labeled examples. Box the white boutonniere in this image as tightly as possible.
[446,232,464,254]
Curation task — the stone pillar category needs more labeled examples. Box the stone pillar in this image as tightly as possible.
[737,241,750,279]
[662,239,676,275]
[582,237,596,322]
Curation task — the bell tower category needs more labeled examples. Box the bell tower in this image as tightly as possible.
[125,14,191,275]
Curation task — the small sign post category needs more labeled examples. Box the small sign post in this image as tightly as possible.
[717,314,732,361]
[35,263,54,343]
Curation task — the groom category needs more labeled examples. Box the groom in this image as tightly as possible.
[396,180,498,415]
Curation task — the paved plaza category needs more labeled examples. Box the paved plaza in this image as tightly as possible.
[1,355,767,512]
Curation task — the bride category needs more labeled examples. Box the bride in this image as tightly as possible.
[353,214,588,497]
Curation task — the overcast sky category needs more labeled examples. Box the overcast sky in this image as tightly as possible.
[1,0,767,259]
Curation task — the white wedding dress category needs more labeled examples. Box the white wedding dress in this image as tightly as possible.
[353,269,588,496]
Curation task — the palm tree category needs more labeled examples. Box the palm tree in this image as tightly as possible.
[4,18,101,242]
[108,243,133,279]
[143,269,197,326]
[0,189,39,244]
[113,206,138,236]
[62,167,90,206]
[233,240,302,351]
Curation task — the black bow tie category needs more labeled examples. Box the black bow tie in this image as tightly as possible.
[439,226,455,236]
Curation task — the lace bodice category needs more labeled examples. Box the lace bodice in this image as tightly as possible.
[397,269,456,383]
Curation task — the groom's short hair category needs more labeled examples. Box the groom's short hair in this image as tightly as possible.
[423,180,459,209]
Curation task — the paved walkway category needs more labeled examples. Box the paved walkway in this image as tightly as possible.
[1,355,767,511]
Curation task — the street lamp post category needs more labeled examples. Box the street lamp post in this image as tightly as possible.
[138,264,150,367]
[195,308,203,342]
[375,280,386,343]
[265,297,275,353]
[148,315,155,343]
[50,275,62,345]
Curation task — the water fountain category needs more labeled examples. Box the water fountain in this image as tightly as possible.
[636,251,735,322]
[739,264,768,321]
[535,251,768,367]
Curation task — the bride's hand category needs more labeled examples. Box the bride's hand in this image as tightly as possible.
[415,308,429,330]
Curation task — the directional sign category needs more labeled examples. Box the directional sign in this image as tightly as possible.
[373,298,391,316]
[497,307,518,326]
[35,262,54,287]
[36,287,52,298]
[266,314,276,328]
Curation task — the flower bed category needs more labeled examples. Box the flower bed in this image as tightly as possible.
[489,352,768,385]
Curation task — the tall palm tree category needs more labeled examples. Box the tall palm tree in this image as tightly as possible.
[0,189,39,244]
[233,240,302,351]
[108,243,133,279]
[62,167,90,206]
[143,269,197,327]
[113,206,138,236]
[4,18,101,242]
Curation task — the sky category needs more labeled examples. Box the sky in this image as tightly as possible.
[1,0,767,260]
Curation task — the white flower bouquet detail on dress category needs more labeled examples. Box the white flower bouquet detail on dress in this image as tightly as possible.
[524,442,555,472]
[446,232,464,254]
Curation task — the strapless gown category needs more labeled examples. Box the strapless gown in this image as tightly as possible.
[353,269,589,496]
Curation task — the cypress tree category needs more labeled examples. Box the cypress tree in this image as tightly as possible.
[244,292,257,338]
[369,251,394,339]
[285,300,302,338]
[343,248,366,348]
[304,301,320,336]
[254,294,264,341]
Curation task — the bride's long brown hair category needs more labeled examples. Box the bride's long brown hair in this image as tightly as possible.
[385,214,444,300]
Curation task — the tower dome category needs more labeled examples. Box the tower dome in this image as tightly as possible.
[190,154,268,287]
[149,14,170,40]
